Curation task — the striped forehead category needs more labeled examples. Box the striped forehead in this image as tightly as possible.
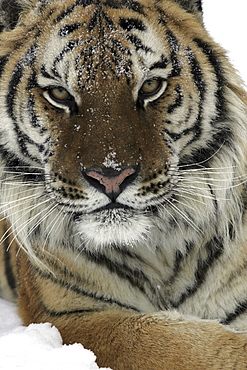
[37,0,170,88]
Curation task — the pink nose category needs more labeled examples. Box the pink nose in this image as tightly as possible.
[86,168,136,198]
[86,168,136,195]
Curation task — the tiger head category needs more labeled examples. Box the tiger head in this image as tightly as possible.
[0,0,246,254]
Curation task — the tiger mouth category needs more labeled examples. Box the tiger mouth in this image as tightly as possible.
[87,202,159,218]
[94,202,132,212]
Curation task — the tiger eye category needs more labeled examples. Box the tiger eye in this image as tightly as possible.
[141,79,162,95]
[49,87,70,101]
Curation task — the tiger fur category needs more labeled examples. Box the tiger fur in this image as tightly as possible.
[0,0,247,368]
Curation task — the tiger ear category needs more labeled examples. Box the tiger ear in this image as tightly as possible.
[173,0,203,23]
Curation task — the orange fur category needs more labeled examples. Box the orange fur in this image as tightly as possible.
[17,250,247,369]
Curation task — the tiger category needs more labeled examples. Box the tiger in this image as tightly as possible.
[0,0,247,368]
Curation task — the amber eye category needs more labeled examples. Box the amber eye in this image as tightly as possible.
[44,86,77,113]
[48,87,71,102]
[140,79,162,96]
[138,78,167,108]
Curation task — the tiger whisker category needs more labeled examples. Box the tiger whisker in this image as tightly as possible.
[165,198,202,233]
[177,143,227,169]
[177,188,232,202]
[178,173,247,182]
[157,204,184,234]
[1,173,44,181]
[1,196,52,248]
[22,203,60,247]
[176,191,217,204]
[41,205,68,251]
[2,180,44,187]
[5,201,56,263]
[177,165,238,173]
[0,196,45,224]
[0,193,44,212]
[178,178,247,191]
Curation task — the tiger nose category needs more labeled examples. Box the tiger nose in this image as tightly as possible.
[83,167,138,201]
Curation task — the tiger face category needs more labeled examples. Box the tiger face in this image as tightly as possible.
[0,0,245,253]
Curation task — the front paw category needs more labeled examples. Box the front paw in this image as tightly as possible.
[102,311,247,369]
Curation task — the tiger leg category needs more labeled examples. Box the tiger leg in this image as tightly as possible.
[17,251,247,370]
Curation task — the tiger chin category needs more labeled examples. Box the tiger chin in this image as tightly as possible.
[0,0,247,369]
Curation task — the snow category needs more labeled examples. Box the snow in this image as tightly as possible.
[102,149,122,170]
[0,1,246,369]
[0,299,110,370]
[204,0,247,86]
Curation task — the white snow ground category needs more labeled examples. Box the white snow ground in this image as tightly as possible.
[0,1,246,369]
[0,299,110,369]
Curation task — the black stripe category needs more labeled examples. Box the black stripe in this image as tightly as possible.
[25,44,37,66]
[7,70,46,162]
[167,242,195,285]
[157,17,181,77]
[0,55,9,78]
[150,55,169,70]
[166,29,181,77]
[6,45,37,120]
[27,94,38,128]
[87,8,115,31]
[119,17,146,31]
[40,65,57,80]
[34,265,140,312]
[178,0,202,14]
[0,147,28,169]
[52,40,82,77]
[42,304,100,317]
[58,23,84,37]
[167,84,183,114]
[180,48,205,145]
[8,65,47,160]
[163,129,184,141]
[228,221,236,241]
[102,11,115,29]
[126,34,152,52]
[27,71,38,90]
[166,46,225,150]
[88,9,99,31]
[82,250,160,305]
[104,0,145,14]
[171,236,224,308]
[6,60,24,119]
[196,0,202,11]
[111,38,132,55]
[222,301,247,325]
[27,93,47,135]
[4,246,16,291]
[0,152,44,181]
[193,38,227,120]
[107,44,133,78]
[14,129,45,160]
[187,47,205,98]
[211,125,234,148]
[179,125,234,167]
[2,220,16,291]
[54,0,95,23]
[208,183,218,217]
